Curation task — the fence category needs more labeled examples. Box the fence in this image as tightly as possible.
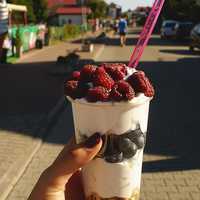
[7,24,91,57]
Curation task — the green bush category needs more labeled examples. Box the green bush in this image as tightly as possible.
[49,24,91,42]
[15,28,23,48]
[136,16,147,26]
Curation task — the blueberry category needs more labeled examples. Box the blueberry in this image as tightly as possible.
[123,142,138,159]
[118,137,133,152]
[78,82,92,91]
[118,137,138,159]
[97,135,108,157]
[128,128,143,140]
[105,151,123,163]
[104,135,117,155]
[134,135,146,149]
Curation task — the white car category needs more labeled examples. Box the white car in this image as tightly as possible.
[160,20,179,38]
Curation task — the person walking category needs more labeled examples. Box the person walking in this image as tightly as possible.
[118,16,127,47]
[0,0,9,63]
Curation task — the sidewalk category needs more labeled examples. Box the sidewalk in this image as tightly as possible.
[17,29,104,64]
[0,38,104,200]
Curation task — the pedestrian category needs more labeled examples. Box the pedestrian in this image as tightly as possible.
[28,133,102,200]
[0,0,9,63]
[118,15,128,47]
[1,33,11,63]
[114,19,119,34]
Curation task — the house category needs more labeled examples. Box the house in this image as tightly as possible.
[133,6,151,17]
[108,3,122,19]
[48,0,91,26]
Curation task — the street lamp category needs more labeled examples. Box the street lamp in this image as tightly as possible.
[80,0,93,52]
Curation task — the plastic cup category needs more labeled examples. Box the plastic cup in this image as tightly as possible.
[67,94,152,200]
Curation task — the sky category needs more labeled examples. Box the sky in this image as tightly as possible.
[105,0,155,11]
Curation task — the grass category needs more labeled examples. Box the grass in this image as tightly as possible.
[7,56,18,64]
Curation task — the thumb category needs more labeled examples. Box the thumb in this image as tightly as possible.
[44,133,102,188]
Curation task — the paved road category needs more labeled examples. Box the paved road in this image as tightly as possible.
[4,31,200,200]
[0,38,104,200]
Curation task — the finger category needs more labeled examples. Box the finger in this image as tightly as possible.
[45,133,102,187]
[65,170,85,200]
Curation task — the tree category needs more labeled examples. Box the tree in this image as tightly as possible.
[32,0,48,23]
[87,0,108,19]
[161,0,200,22]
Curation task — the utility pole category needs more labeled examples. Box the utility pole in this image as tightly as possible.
[81,0,87,30]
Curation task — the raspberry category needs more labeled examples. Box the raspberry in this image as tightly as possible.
[64,80,89,99]
[93,67,114,90]
[111,70,125,81]
[64,80,79,99]
[102,63,127,81]
[110,86,123,101]
[80,64,97,82]
[111,80,135,101]
[71,71,81,80]
[87,86,109,102]
[127,71,155,97]
[144,78,155,97]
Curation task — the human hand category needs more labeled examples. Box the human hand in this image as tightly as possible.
[28,133,102,200]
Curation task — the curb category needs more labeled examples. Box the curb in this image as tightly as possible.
[0,138,42,200]
[2,97,67,200]
[36,97,67,140]
[16,45,56,64]
[93,44,105,60]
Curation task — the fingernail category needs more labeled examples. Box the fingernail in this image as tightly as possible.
[84,133,101,148]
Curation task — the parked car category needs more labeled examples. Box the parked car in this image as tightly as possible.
[189,23,200,51]
[160,20,178,39]
[174,22,194,39]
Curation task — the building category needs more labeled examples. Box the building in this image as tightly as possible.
[48,0,91,26]
[108,3,122,19]
[48,0,77,8]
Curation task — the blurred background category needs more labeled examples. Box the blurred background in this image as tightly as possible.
[0,1,200,200]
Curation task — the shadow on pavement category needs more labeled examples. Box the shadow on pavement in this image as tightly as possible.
[0,61,65,137]
[44,56,200,172]
[93,56,200,172]
[1,54,200,172]
[0,59,91,137]
[0,62,64,114]
[160,49,200,56]
[73,36,189,47]
[143,157,200,172]
[140,56,200,172]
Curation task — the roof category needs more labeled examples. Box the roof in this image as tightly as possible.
[48,0,77,8]
[55,7,92,15]
[7,3,27,12]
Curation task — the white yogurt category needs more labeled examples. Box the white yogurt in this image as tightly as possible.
[67,94,151,198]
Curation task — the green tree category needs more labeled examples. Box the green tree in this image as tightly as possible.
[32,0,48,23]
[87,0,108,18]
[161,0,200,22]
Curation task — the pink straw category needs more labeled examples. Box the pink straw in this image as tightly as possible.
[128,0,165,68]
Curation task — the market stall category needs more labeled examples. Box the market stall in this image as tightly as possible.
[7,3,27,25]
[7,3,47,57]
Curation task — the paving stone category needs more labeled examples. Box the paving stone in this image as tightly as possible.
[143,192,169,200]
[168,192,191,200]
[143,179,166,186]
[190,193,200,200]
[156,185,178,193]
[177,186,199,193]
[165,179,186,186]
[0,114,46,200]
